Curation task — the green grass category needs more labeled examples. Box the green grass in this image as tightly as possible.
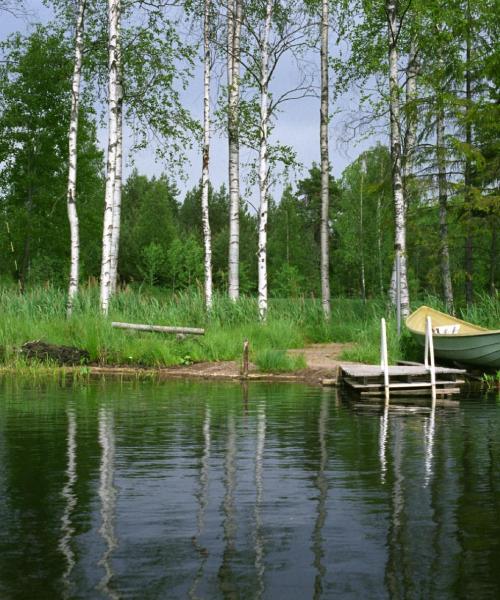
[0,284,497,373]
[254,349,306,373]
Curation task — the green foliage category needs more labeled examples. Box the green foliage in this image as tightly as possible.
[167,236,204,290]
[335,144,393,297]
[140,243,166,287]
[0,27,104,287]
[0,286,496,373]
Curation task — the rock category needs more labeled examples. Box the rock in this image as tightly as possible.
[21,340,90,365]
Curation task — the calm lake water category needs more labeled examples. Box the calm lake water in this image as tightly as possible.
[0,379,499,600]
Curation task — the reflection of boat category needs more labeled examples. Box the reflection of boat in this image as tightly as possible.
[406,306,500,369]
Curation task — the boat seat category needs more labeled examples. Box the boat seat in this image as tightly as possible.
[433,325,460,334]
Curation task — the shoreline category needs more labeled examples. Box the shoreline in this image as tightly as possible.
[0,343,350,386]
[0,353,342,387]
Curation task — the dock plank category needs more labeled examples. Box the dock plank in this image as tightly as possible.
[344,378,465,390]
[340,364,466,377]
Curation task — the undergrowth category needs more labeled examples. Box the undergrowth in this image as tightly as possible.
[0,285,497,372]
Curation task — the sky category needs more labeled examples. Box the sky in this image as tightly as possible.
[0,0,386,204]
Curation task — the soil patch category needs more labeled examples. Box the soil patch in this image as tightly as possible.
[86,343,356,385]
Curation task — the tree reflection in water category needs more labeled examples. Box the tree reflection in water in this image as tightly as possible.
[98,407,119,600]
[218,412,237,597]
[312,390,329,600]
[59,404,77,597]
[424,406,436,488]
[189,406,211,599]
[254,402,266,599]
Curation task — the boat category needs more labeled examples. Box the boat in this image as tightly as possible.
[406,305,500,369]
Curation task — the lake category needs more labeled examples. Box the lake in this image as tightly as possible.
[0,379,499,599]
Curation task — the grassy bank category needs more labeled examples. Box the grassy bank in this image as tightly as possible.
[0,285,498,372]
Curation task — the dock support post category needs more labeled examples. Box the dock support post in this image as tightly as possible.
[425,317,437,405]
[380,318,390,405]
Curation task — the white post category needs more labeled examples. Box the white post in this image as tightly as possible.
[424,317,429,368]
[381,318,390,404]
[426,316,437,405]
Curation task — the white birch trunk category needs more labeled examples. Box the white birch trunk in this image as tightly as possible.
[436,107,454,313]
[359,160,366,301]
[227,0,242,301]
[100,0,121,315]
[66,0,86,317]
[389,41,417,305]
[257,0,272,321]
[109,29,123,297]
[320,0,331,319]
[386,0,409,317]
[402,40,418,196]
[202,0,213,310]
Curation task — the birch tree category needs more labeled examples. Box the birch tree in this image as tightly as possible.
[257,0,272,320]
[201,0,213,309]
[386,0,409,316]
[388,39,417,305]
[227,0,242,301]
[109,26,123,297]
[238,0,314,319]
[436,106,454,313]
[66,0,86,316]
[100,0,121,314]
[319,0,330,319]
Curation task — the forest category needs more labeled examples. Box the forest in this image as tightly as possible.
[0,0,498,368]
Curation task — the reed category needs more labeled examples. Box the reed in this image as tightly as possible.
[0,284,496,372]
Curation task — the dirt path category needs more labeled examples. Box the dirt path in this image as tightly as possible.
[288,342,354,370]
[152,342,354,384]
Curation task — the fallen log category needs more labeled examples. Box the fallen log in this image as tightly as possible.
[111,322,205,336]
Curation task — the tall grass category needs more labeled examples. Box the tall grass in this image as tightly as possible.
[0,284,497,371]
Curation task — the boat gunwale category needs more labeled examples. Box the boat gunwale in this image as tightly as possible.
[406,305,500,338]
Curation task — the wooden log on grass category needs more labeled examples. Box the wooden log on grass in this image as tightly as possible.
[111,322,205,335]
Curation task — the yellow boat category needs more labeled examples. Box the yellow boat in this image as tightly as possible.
[406,305,500,369]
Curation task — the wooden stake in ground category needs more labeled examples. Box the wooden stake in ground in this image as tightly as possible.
[242,338,249,377]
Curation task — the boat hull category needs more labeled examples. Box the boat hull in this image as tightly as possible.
[406,305,500,369]
[411,330,500,369]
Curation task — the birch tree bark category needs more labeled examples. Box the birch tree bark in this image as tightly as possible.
[490,217,498,295]
[464,0,473,307]
[359,157,366,301]
[320,0,331,319]
[100,0,121,315]
[257,0,272,321]
[386,0,410,317]
[109,31,123,297]
[436,106,454,314]
[201,0,213,309]
[227,0,242,301]
[402,40,418,198]
[66,0,86,316]
[389,41,417,305]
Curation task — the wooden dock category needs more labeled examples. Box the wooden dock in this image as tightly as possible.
[340,363,466,400]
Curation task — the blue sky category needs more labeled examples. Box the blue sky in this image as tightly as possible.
[0,1,385,203]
